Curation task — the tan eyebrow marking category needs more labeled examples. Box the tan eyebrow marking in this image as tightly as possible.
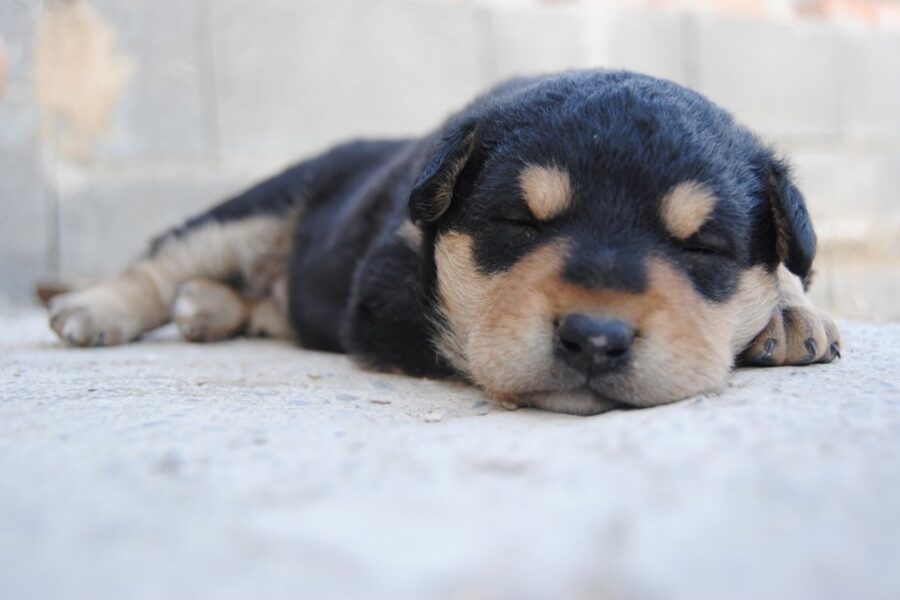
[659,181,718,239]
[519,164,573,221]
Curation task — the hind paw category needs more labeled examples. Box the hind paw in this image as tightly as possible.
[172,279,248,343]
[48,288,143,347]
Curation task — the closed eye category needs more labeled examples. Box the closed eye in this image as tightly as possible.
[496,217,540,229]
[682,244,720,256]
[680,232,732,258]
[490,210,542,232]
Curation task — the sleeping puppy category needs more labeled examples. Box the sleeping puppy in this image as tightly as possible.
[47,69,841,415]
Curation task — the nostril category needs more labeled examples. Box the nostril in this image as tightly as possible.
[606,346,628,359]
[559,337,583,355]
[557,319,589,357]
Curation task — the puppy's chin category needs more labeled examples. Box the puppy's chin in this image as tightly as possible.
[513,389,626,416]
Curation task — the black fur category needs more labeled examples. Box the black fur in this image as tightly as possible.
[156,69,816,377]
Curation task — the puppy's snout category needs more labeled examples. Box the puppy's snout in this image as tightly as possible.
[555,314,634,374]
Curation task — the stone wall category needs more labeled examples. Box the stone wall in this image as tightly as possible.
[2,0,899,319]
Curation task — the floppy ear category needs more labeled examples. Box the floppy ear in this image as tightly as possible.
[768,159,817,279]
[409,120,478,225]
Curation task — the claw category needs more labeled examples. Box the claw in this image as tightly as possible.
[804,338,817,362]
[751,337,778,366]
[830,342,841,360]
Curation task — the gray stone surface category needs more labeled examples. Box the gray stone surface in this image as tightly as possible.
[0,98,52,300]
[838,29,900,143]
[692,16,842,143]
[808,256,900,322]
[57,167,261,278]
[0,1,53,301]
[484,5,586,81]
[790,148,900,242]
[586,7,690,85]
[210,0,485,162]
[91,0,210,161]
[0,0,41,74]
[1,308,899,600]
[485,6,689,86]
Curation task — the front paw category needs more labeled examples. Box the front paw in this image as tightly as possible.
[741,305,841,366]
[48,289,142,347]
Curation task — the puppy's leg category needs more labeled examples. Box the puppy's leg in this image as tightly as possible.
[245,278,292,339]
[49,217,289,346]
[172,278,249,343]
[171,276,292,343]
[740,265,841,366]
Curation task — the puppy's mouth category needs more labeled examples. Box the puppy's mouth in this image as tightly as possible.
[583,386,634,411]
[513,384,632,416]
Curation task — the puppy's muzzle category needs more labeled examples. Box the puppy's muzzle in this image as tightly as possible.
[555,314,634,375]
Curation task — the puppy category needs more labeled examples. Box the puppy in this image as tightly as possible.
[48,70,841,415]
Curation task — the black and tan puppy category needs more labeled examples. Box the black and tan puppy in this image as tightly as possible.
[48,70,841,415]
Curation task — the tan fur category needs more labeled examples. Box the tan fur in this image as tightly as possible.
[49,216,292,346]
[519,164,573,221]
[516,389,623,416]
[768,174,792,265]
[246,277,292,339]
[173,278,249,343]
[173,276,292,343]
[434,232,779,412]
[775,264,809,307]
[741,265,842,365]
[659,181,717,239]
[432,232,491,373]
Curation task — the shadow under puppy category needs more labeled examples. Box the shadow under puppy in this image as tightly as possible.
[48,69,841,415]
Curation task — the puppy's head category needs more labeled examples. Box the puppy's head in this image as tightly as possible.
[410,71,816,415]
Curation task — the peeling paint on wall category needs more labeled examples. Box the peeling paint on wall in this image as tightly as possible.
[35,0,131,159]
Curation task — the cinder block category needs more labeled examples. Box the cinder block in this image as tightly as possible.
[210,0,484,162]
[584,7,689,85]
[486,6,688,87]
[0,102,52,301]
[691,15,841,142]
[807,255,900,322]
[790,149,900,244]
[484,6,586,82]
[776,147,900,322]
[0,2,52,301]
[89,0,208,161]
[57,168,263,278]
[838,30,900,142]
[0,0,42,84]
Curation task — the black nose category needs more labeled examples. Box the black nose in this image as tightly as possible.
[555,314,634,375]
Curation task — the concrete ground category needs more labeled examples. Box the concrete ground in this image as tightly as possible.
[1,306,899,600]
